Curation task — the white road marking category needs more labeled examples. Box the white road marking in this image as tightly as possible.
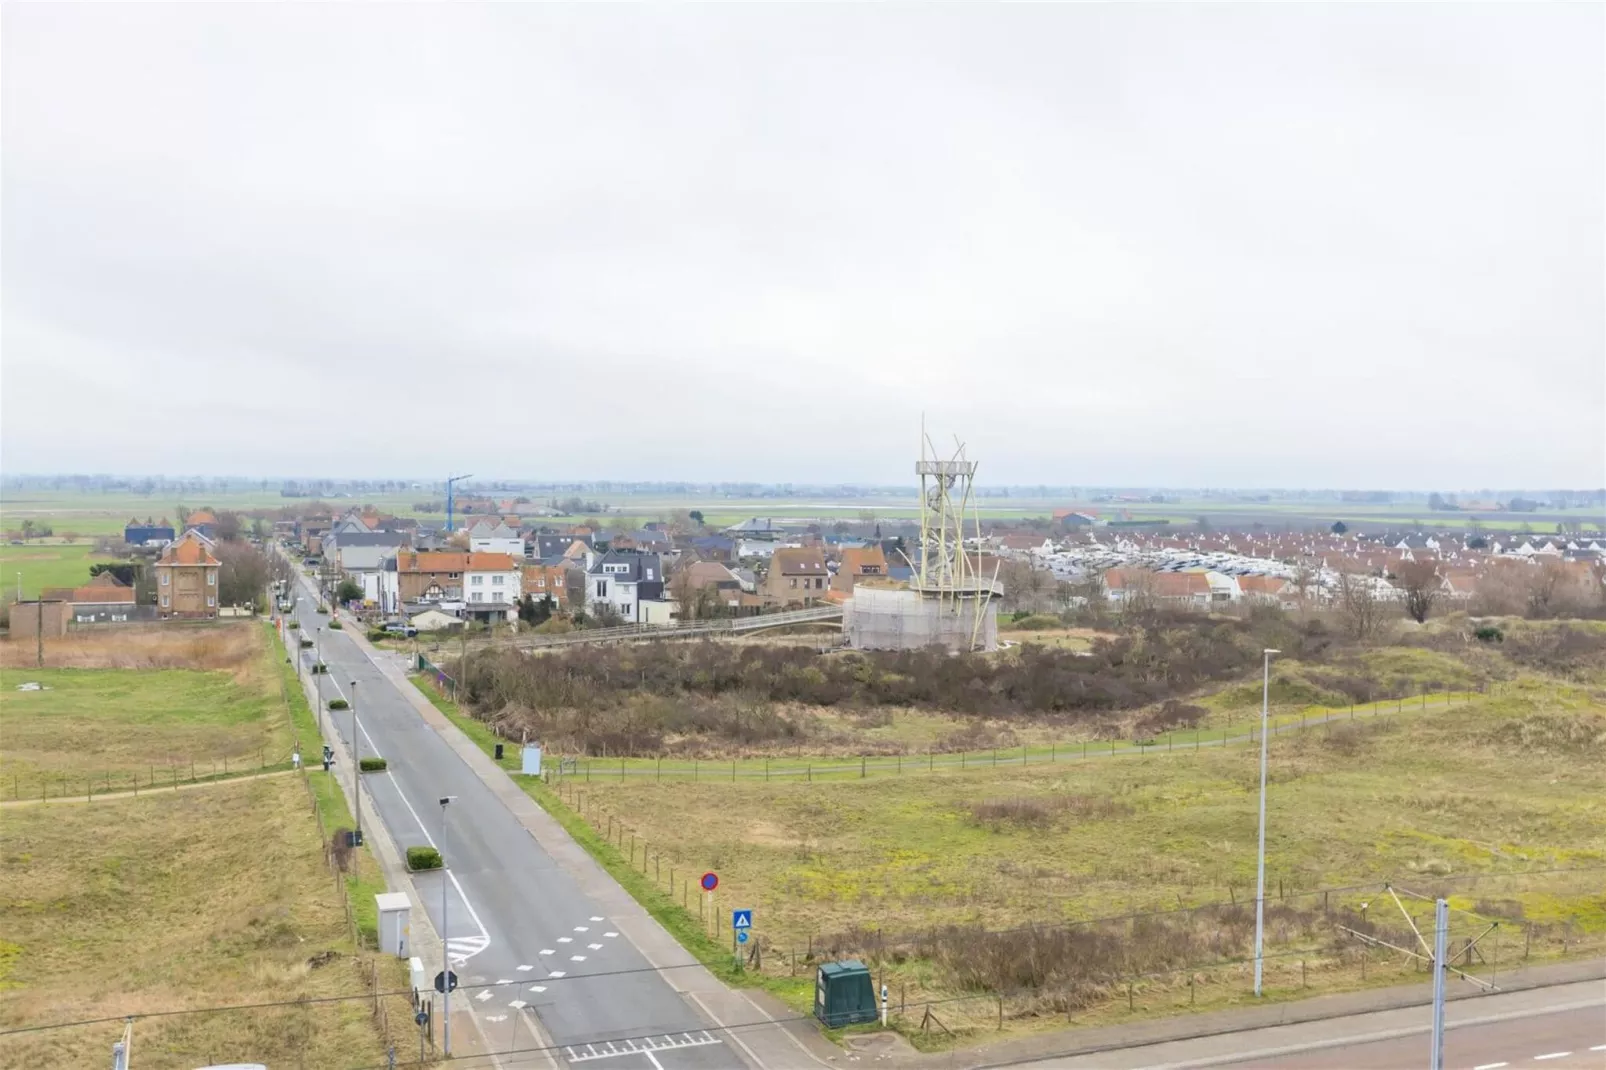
[571,955,586,961]
[508,1000,528,1009]
[495,978,514,985]
[1591,1047,1606,1053]
[475,990,492,1003]
[517,964,534,971]
[527,985,546,993]
[557,937,572,943]
[548,970,566,977]
[603,931,618,938]
[574,925,589,932]
[380,772,492,963]
[588,943,603,949]
[539,949,554,955]
[1533,1055,1571,1061]
[484,1014,507,1022]
[589,915,603,921]
[1474,1063,1509,1069]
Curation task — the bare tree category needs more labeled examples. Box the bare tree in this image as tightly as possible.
[1336,570,1384,640]
[1394,558,1441,623]
[215,540,272,610]
[670,568,702,621]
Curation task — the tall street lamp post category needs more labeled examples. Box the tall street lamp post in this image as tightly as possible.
[1253,647,1279,998]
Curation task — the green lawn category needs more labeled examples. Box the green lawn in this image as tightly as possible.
[0,542,126,600]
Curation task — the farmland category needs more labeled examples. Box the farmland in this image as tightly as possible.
[0,541,127,601]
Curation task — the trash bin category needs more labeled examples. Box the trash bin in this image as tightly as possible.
[494,743,504,760]
[814,959,877,1027]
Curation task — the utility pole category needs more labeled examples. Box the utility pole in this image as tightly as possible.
[1430,898,1448,1070]
[36,597,44,668]
[1253,648,1280,997]
[439,795,456,1056]
[351,680,361,846]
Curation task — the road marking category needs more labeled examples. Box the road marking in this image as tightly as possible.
[527,985,546,993]
[603,931,617,938]
[1533,1055,1571,1061]
[1474,1063,1509,1069]
[570,955,586,961]
[517,964,534,971]
[475,990,493,1003]
[574,925,589,932]
[588,943,603,949]
[557,937,572,943]
[539,949,554,955]
[589,915,603,921]
[508,1000,528,1009]
[484,1014,507,1022]
[379,771,492,963]
[495,978,514,985]
[1591,1045,1606,1052]
[547,970,566,978]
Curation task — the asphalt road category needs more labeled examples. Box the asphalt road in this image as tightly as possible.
[1224,1004,1606,1069]
[287,578,743,1070]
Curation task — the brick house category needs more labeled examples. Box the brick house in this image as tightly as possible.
[154,530,221,618]
[397,551,518,605]
[762,547,830,606]
[41,572,139,623]
[520,563,570,608]
[831,545,889,595]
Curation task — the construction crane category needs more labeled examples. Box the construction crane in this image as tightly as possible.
[445,473,474,533]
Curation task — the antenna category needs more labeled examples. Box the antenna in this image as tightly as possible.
[445,474,474,533]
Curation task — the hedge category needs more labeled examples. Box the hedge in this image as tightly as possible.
[316,605,329,614]
[328,698,349,710]
[287,621,300,631]
[406,846,442,871]
[367,629,391,642]
[299,637,314,648]
[311,663,328,674]
[328,619,343,630]
[359,756,388,772]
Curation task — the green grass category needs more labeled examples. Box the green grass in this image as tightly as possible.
[0,541,127,599]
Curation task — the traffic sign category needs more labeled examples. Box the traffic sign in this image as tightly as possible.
[434,970,458,994]
[732,909,752,930]
[700,872,719,892]
[736,930,749,945]
[415,1009,428,1027]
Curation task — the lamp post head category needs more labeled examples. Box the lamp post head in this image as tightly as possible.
[1264,648,1280,656]
[439,795,456,807]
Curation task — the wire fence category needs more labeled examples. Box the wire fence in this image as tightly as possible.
[4,747,300,802]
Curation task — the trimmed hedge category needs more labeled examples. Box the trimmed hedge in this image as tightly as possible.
[328,619,343,630]
[406,846,442,871]
[287,621,301,631]
[328,698,349,710]
[367,629,392,642]
[311,662,328,674]
[1474,625,1504,643]
[299,637,314,648]
[316,605,329,614]
[359,756,388,772]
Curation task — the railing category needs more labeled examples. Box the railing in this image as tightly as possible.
[500,604,844,650]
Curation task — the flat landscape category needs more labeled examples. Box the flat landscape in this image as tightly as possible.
[0,622,399,1069]
[0,540,127,601]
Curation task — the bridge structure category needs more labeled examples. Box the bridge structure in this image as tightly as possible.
[487,604,845,651]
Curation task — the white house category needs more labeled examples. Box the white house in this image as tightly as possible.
[463,554,521,622]
[467,520,525,557]
[586,550,667,623]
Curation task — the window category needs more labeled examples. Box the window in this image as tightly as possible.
[207,597,215,608]
[161,595,169,607]
[492,575,504,585]
[789,578,797,588]
[472,592,483,602]
[160,574,169,586]
[207,572,216,586]
[596,581,607,597]
[471,575,484,585]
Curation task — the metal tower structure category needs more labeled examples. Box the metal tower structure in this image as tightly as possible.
[445,473,474,533]
[910,428,1000,648]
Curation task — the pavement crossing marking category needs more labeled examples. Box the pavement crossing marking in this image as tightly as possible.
[558,937,573,943]
[475,990,493,1003]
[603,931,618,938]
[1532,1054,1571,1061]
[517,964,534,971]
[508,1000,528,1010]
[562,1031,723,1064]
[548,970,566,978]
[571,955,587,961]
[574,926,589,932]
[588,943,603,950]
[527,985,547,994]
[540,949,555,955]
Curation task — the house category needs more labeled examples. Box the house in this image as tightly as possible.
[533,533,591,561]
[831,545,890,595]
[688,535,737,563]
[40,573,141,623]
[724,518,789,538]
[520,563,570,608]
[154,530,222,618]
[397,551,516,607]
[586,551,666,623]
[124,517,175,547]
[468,520,525,557]
[762,547,830,605]
[182,510,218,540]
[602,529,673,554]
[409,607,462,632]
[463,553,521,621]
[337,546,401,613]
[1102,568,1211,608]
[1237,574,1296,604]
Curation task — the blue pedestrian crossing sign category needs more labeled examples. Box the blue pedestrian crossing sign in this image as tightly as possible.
[732,909,753,930]
[737,930,750,945]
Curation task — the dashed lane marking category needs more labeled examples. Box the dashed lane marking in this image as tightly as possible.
[558,937,573,943]
[588,943,603,950]
[589,916,603,921]
[509,1000,528,1009]
[518,964,534,971]
[571,955,587,961]
[1532,1055,1571,1062]
[603,931,618,938]
[548,970,566,978]
[1474,1063,1508,1069]
[527,985,547,994]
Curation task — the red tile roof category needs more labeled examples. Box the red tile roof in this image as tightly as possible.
[157,531,220,567]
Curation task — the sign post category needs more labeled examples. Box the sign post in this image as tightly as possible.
[700,872,718,939]
[732,908,752,959]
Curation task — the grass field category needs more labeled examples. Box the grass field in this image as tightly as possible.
[0,541,126,600]
[0,622,403,1068]
[0,624,297,798]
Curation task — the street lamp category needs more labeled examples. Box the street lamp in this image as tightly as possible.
[314,627,323,737]
[439,795,457,1056]
[1253,648,1280,997]
[351,680,361,847]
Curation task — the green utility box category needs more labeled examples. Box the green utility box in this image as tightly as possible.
[814,959,877,1027]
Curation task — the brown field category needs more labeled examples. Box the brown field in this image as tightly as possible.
[0,620,264,674]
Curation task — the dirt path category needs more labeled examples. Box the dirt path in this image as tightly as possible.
[0,767,295,807]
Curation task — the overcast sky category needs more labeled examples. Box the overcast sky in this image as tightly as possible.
[2,4,1602,489]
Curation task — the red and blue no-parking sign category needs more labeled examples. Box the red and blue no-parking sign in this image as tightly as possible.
[700,871,719,892]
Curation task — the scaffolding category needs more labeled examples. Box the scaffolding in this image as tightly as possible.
[846,428,1001,653]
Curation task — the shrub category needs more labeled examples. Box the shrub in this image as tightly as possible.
[1003,613,1062,631]
[299,637,313,649]
[316,604,329,614]
[287,621,301,631]
[368,629,392,642]
[406,846,442,871]
[327,619,343,630]
[1474,625,1504,643]
[328,698,349,710]
[533,617,573,635]
[312,662,328,674]
[359,756,388,772]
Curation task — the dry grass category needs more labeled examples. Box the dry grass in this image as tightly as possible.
[0,776,393,1069]
[0,621,263,676]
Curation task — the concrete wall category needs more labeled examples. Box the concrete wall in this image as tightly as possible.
[9,600,70,639]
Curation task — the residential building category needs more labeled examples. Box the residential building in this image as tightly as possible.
[463,552,521,622]
[154,530,222,618]
[831,545,890,595]
[762,547,830,606]
[586,551,666,622]
[521,563,570,608]
[182,510,218,540]
[124,517,175,546]
[41,573,139,623]
[468,520,525,557]
[534,533,592,562]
